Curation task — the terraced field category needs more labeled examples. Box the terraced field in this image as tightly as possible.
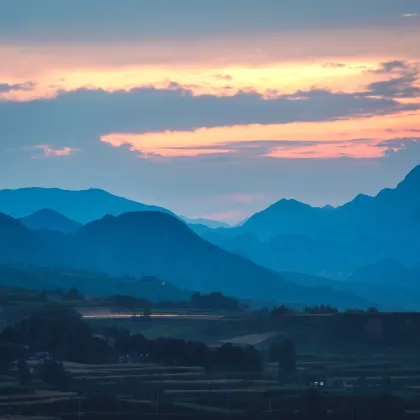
[3,353,420,420]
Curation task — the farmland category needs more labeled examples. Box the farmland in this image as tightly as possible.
[3,353,420,419]
[3,307,420,419]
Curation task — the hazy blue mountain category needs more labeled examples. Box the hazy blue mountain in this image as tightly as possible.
[320,164,420,244]
[200,165,420,276]
[279,268,420,311]
[0,212,55,265]
[0,209,373,308]
[240,164,420,246]
[69,211,301,301]
[184,217,231,229]
[0,187,174,223]
[336,257,420,310]
[20,209,83,234]
[241,198,329,240]
[347,257,412,286]
[413,263,420,275]
[201,231,382,279]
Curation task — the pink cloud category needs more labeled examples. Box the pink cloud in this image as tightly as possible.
[267,140,390,159]
[199,210,251,223]
[25,144,79,159]
[221,193,267,203]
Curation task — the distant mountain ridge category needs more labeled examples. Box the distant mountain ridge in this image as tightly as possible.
[0,187,227,229]
[1,165,419,310]
[20,209,83,234]
[0,187,174,223]
[0,212,56,266]
[241,199,328,240]
[0,210,371,308]
[183,217,231,229]
[201,165,420,279]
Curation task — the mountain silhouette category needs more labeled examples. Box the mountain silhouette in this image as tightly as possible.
[0,187,174,223]
[202,165,420,280]
[323,164,420,243]
[0,187,227,229]
[20,209,83,234]
[0,210,371,308]
[341,257,420,310]
[348,257,411,286]
[183,217,231,229]
[70,211,297,300]
[241,199,327,240]
[0,212,55,265]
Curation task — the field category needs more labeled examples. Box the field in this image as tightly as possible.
[2,351,420,419]
[4,311,420,419]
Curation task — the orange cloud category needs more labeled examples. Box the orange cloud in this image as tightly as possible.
[0,25,419,101]
[267,140,388,159]
[100,110,420,158]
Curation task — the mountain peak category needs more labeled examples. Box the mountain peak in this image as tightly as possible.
[20,208,83,234]
[397,164,420,191]
[28,208,63,217]
[275,198,309,207]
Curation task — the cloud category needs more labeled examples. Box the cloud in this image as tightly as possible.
[0,84,416,153]
[401,13,418,17]
[100,107,420,158]
[0,81,36,93]
[0,3,419,221]
[24,144,79,159]
[220,193,267,204]
[212,74,233,81]
[367,60,420,98]
[322,63,346,69]
[371,60,410,74]
[267,140,388,159]
[198,210,250,223]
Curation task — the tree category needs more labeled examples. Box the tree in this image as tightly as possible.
[0,344,15,373]
[1,304,113,365]
[40,360,71,390]
[269,337,296,380]
[66,287,85,301]
[212,343,262,372]
[271,305,294,317]
[18,358,32,386]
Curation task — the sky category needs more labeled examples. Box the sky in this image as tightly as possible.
[1,0,419,222]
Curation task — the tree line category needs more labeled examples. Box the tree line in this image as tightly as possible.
[0,304,261,373]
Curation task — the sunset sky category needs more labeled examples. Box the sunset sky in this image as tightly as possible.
[1,0,419,222]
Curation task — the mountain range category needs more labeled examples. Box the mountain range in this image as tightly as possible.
[0,164,420,310]
[0,187,226,229]
[201,165,420,279]
[0,209,371,308]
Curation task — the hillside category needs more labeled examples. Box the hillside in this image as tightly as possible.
[0,212,55,265]
[0,265,190,302]
[0,210,371,308]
